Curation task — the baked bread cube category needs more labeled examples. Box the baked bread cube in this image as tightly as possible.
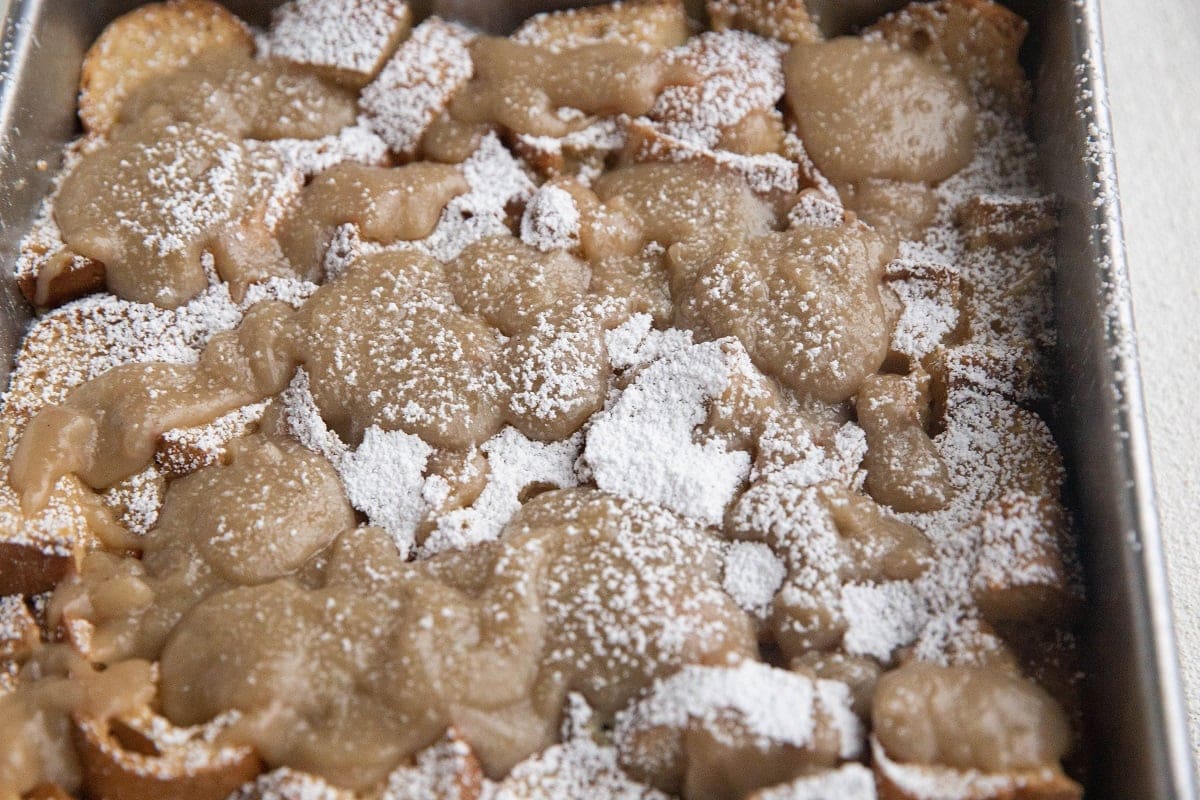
[956,195,1058,251]
[266,0,411,88]
[229,768,356,800]
[512,0,689,52]
[883,259,965,372]
[707,0,822,45]
[0,594,39,661]
[382,728,484,800]
[78,0,254,134]
[360,17,475,158]
[873,737,1081,800]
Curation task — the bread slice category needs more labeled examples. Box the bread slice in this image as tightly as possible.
[79,0,254,135]
[360,17,476,158]
[872,737,1082,800]
[512,0,689,52]
[865,0,1031,116]
[74,708,263,800]
[266,0,412,89]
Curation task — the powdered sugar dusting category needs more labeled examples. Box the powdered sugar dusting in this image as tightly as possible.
[615,661,862,760]
[421,427,581,557]
[267,0,410,82]
[361,17,474,156]
[422,133,536,262]
[520,184,582,253]
[652,30,786,149]
[340,426,433,558]
[582,338,751,527]
[723,540,786,619]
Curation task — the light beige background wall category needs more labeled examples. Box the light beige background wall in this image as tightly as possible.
[1102,0,1200,773]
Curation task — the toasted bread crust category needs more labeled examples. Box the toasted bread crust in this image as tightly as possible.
[74,711,263,800]
[872,735,1082,800]
[266,0,412,89]
[866,0,1030,115]
[79,0,254,134]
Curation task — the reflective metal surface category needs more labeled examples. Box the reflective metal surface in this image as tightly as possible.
[0,1,1193,796]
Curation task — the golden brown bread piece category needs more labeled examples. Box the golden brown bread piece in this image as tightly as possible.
[382,727,484,800]
[23,785,75,800]
[865,0,1031,116]
[872,737,1082,800]
[512,0,689,52]
[882,259,966,373]
[707,0,822,44]
[78,0,254,134]
[74,708,263,800]
[956,195,1058,251]
[15,240,105,310]
[226,768,356,800]
[625,116,801,199]
[0,595,40,662]
[0,467,121,597]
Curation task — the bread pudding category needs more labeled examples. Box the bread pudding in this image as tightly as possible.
[0,1,1083,798]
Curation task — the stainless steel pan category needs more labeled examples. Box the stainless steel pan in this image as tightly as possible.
[0,0,1193,796]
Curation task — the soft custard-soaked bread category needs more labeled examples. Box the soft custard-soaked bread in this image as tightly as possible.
[78,0,254,135]
[1,1,1084,798]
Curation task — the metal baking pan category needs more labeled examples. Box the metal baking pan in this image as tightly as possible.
[0,0,1194,797]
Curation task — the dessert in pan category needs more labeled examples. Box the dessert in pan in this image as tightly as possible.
[0,0,1083,797]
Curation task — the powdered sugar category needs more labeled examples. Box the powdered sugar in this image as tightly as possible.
[651,30,786,149]
[752,764,878,800]
[615,661,862,761]
[383,730,479,800]
[582,338,751,527]
[266,120,390,178]
[840,581,925,661]
[422,133,536,262]
[267,0,410,83]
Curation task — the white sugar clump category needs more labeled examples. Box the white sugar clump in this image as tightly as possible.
[520,184,582,253]
[281,369,583,559]
[652,30,786,149]
[281,369,348,463]
[582,338,751,527]
[839,581,925,661]
[382,731,479,800]
[491,738,668,800]
[723,540,786,619]
[753,418,868,490]
[340,426,433,558]
[751,764,877,800]
[420,427,581,558]
[267,120,390,178]
[422,133,536,262]
[604,313,694,372]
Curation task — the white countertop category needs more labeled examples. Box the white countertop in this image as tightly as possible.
[1101,0,1200,775]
